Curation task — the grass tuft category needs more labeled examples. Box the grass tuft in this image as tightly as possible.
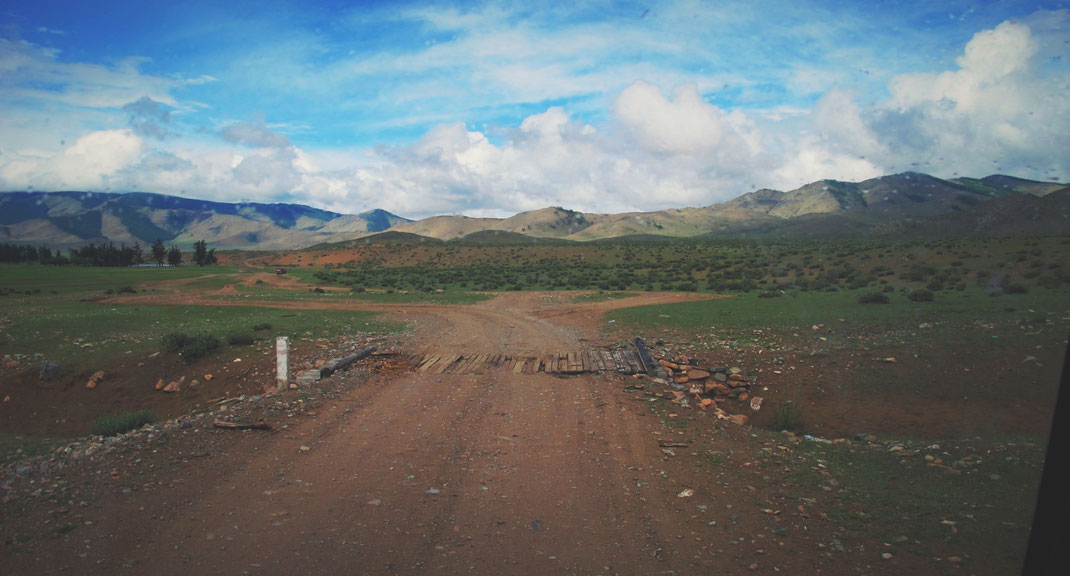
[90,410,156,436]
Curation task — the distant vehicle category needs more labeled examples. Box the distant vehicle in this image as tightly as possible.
[275,268,286,275]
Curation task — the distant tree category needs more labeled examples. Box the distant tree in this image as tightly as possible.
[151,238,166,266]
[132,241,144,266]
[193,240,208,266]
[166,245,183,267]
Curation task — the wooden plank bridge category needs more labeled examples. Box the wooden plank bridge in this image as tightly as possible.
[411,349,647,376]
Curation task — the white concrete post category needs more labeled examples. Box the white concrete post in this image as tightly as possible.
[276,336,289,391]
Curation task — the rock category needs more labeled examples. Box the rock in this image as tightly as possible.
[729,367,742,375]
[190,379,200,388]
[204,374,213,381]
[749,396,763,411]
[727,414,749,425]
[714,372,728,383]
[86,370,105,389]
[154,378,164,391]
[677,488,695,498]
[40,360,62,381]
[673,375,690,385]
[2,395,9,403]
[704,382,731,395]
[162,381,181,393]
[878,357,897,363]
[687,369,710,380]
[700,398,714,407]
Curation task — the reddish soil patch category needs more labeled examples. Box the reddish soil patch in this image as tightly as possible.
[0,286,1056,575]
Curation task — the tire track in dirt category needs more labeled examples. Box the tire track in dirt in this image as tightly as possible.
[18,289,726,575]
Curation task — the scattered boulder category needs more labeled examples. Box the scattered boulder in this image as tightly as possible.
[687,369,710,380]
[162,381,181,393]
[154,378,165,391]
[85,370,105,389]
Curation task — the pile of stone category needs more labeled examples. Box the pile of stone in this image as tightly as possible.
[648,351,759,425]
[656,355,754,402]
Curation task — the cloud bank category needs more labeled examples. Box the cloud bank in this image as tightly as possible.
[0,6,1067,218]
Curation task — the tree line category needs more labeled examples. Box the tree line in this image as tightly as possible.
[0,238,218,267]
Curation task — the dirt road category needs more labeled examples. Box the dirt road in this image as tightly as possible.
[12,291,827,575]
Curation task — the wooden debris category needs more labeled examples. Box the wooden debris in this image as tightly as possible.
[212,419,272,430]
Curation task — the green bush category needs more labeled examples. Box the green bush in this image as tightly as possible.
[161,332,189,351]
[91,410,156,437]
[227,331,255,346]
[182,334,221,362]
[857,292,889,304]
[1004,283,1029,294]
[908,289,934,302]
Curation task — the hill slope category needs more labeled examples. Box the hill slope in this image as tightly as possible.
[0,192,410,250]
[0,172,1063,249]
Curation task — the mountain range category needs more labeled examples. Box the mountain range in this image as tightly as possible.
[1,172,1066,250]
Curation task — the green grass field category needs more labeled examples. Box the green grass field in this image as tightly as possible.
[607,285,1066,336]
[0,264,400,365]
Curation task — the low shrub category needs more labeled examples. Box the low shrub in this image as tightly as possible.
[182,334,221,362]
[1004,283,1029,294]
[91,410,156,437]
[908,289,934,302]
[227,331,255,346]
[251,322,273,331]
[161,332,189,351]
[857,292,889,304]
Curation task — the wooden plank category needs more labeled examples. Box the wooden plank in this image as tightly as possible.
[457,354,479,373]
[434,354,461,374]
[416,354,436,370]
[417,354,438,370]
[598,350,611,371]
[566,351,579,372]
[610,351,625,372]
[523,357,538,374]
[624,351,642,374]
[557,354,568,373]
[591,351,604,371]
[581,351,591,372]
[419,354,442,373]
[512,358,526,373]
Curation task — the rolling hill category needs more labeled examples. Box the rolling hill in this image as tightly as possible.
[0,192,410,250]
[0,172,1064,249]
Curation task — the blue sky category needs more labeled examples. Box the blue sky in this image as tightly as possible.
[1,0,1068,218]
